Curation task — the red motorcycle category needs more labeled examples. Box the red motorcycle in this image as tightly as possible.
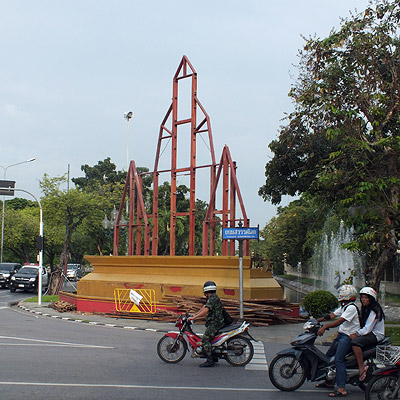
[157,312,255,366]
[365,345,400,400]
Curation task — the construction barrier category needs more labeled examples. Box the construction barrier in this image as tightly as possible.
[114,288,156,313]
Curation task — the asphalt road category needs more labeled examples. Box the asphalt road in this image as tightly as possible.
[0,291,367,400]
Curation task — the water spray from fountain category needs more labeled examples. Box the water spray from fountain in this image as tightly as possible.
[312,221,364,293]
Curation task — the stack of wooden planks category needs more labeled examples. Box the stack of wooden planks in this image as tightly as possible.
[106,295,306,326]
[49,300,77,313]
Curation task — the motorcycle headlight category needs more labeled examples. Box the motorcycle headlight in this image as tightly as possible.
[11,276,15,281]
[303,321,314,330]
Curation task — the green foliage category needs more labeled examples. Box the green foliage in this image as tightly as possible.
[3,206,40,263]
[155,182,210,255]
[259,0,400,290]
[6,198,36,210]
[385,326,400,345]
[255,198,327,274]
[302,290,338,318]
[1,156,213,269]
[72,157,127,191]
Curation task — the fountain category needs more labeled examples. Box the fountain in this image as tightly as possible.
[311,221,364,293]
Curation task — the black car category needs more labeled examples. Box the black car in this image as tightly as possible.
[0,263,21,288]
[9,265,49,293]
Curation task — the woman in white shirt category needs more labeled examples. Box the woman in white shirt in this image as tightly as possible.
[350,287,385,382]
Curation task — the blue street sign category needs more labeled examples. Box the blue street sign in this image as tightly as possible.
[222,227,259,240]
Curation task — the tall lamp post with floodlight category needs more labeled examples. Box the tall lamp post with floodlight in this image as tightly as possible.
[123,111,133,255]
[124,111,133,173]
[0,158,36,262]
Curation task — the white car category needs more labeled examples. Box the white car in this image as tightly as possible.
[66,264,84,281]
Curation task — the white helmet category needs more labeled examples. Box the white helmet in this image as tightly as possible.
[359,287,377,301]
[203,281,217,294]
[337,285,357,302]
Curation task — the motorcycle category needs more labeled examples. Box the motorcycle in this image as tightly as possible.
[268,318,390,391]
[365,345,400,400]
[157,312,255,366]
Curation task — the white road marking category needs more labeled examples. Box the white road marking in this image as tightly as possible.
[0,306,8,310]
[0,335,113,349]
[0,381,322,392]
[245,341,268,371]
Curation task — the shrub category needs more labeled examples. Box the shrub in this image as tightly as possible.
[302,290,338,318]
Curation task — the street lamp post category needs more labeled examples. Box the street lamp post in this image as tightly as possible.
[123,111,133,255]
[124,111,133,173]
[13,188,43,305]
[0,158,36,262]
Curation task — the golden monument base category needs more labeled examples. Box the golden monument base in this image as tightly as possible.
[65,255,282,313]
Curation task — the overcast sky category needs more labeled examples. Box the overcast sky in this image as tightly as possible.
[1,0,370,228]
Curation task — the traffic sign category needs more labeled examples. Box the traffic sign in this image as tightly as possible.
[222,227,259,240]
[0,180,15,196]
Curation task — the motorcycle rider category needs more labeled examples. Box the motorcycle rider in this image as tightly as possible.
[188,281,225,367]
[349,287,385,381]
[317,284,360,397]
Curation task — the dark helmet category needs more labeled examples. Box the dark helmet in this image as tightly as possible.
[203,281,217,294]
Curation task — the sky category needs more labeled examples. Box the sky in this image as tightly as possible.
[1,0,371,229]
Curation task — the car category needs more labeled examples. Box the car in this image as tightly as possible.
[0,263,22,288]
[66,264,84,281]
[9,265,49,293]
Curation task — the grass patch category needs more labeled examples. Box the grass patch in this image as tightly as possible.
[24,295,59,303]
[385,326,400,345]
[384,292,400,305]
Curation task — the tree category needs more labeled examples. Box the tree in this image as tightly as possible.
[156,182,190,255]
[72,157,127,192]
[40,174,99,294]
[259,1,400,290]
[257,199,326,274]
[73,158,153,257]
[0,198,39,263]
[3,207,39,263]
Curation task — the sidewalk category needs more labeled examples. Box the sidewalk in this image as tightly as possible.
[14,300,337,345]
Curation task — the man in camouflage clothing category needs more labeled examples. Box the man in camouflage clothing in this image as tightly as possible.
[188,281,225,367]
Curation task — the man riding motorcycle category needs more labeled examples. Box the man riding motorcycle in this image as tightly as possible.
[188,280,225,367]
[317,284,360,397]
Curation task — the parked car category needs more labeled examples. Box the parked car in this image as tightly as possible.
[66,264,84,281]
[9,265,49,293]
[0,263,21,288]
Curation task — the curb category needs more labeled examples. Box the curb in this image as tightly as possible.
[16,302,171,334]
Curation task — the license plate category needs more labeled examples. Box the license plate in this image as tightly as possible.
[18,284,25,287]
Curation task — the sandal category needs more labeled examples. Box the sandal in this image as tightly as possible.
[329,390,347,397]
[359,366,369,382]
[316,382,334,388]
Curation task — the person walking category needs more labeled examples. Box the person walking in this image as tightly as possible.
[349,287,385,381]
[317,284,360,397]
[188,280,225,367]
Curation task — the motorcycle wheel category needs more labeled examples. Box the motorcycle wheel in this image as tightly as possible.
[365,374,400,400]
[269,354,306,391]
[224,335,254,367]
[157,336,187,364]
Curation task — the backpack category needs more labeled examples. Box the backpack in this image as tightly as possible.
[343,302,361,325]
[222,307,233,326]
